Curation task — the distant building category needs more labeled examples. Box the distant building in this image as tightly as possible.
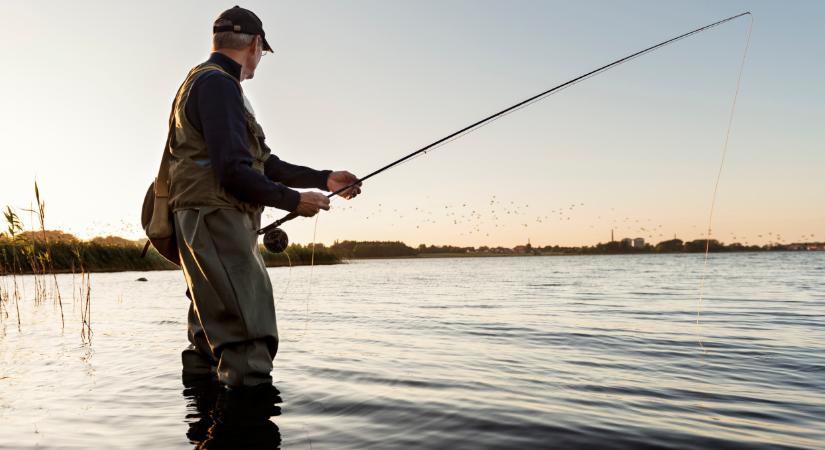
[621,238,632,247]
[514,239,535,254]
[787,243,825,251]
[633,237,645,248]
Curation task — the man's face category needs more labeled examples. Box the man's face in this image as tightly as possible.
[244,36,264,80]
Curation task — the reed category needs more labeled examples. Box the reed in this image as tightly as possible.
[34,182,64,327]
[73,246,92,344]
[1,183,81,335]
[3,206,24,330]
[0,250,8,322]
[20,233,46,304]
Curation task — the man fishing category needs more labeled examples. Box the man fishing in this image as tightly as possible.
[169,6,361,390]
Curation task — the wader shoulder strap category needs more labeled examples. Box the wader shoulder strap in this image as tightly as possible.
[154,63,237,198]
[141,64,233,259]
[154,100,177,198]
[140,101,178,259]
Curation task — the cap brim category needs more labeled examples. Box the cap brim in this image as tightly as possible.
[262,36,273,52]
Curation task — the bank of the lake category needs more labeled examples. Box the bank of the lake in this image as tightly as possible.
[3,234,822,274]
[333,239,824,261]
[0,237,340,274]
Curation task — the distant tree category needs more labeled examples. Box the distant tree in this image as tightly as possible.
[329,240,357,258]
[684,239,724,253]
[90,235,138,247]
[331,240,416,258]
[419,244,468,254]
[591,241,624,254]
[18,230,79,244]
[727,242,747,251]
[655,239,684,252]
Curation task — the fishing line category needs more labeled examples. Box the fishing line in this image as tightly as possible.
[274,249,293,309]
[696,15,753,352]
[257,11,753,244]
[280,214,319,343]
[265,11,753,343]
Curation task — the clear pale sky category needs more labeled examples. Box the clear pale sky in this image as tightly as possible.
[1,1,822,247]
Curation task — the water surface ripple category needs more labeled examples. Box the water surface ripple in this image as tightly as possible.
[0,252,823,449]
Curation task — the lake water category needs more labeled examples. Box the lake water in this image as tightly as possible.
[0,252,823,449]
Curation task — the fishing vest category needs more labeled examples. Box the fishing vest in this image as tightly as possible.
[168,63,270,214]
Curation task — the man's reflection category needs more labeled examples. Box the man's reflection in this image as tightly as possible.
[183,376,282,449]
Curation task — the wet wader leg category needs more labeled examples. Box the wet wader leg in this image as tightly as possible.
[175,207,278,387]
[181,291,218,379]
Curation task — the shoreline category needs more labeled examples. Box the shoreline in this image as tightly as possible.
[2,258,342,275]
[2,234,821,276]
[0,250,818,275]
[0,240,342,276]
[346,248,811,261]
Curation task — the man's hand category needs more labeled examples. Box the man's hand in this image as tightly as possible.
[295,192,330,217]
[327,171,362,199]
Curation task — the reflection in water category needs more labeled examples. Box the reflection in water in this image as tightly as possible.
[183,377,282,449]
[1,254,823,449]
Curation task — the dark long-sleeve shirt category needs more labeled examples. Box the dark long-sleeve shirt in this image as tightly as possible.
[185,52,330,212]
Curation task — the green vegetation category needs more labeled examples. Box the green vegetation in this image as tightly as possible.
[1,184,342,340]
[329,240,417,259]
[1,231,817,275]
[540,238,797,255]
[0,183,338,275]
[0,233,176,273]
[325,238,824,259]
[261,243,340,266]
[1,184,84,336]
[0,233,340,274]
[0,183,817,276]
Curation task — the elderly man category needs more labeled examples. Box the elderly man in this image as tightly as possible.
[168,6,360,389]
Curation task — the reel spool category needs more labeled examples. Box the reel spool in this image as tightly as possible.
[263,227,289,253]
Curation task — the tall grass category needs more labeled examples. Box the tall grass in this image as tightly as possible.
[0,237,177,273]
[32,182,64,327]
[72,246,92,344]
[0,183,341,340]
[0,237,340,273]
[2,206,24,331]
[0,184,79,335]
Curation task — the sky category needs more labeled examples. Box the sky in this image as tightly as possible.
[1,1,823,247]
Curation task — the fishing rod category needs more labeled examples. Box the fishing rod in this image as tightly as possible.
[259,11,752,253]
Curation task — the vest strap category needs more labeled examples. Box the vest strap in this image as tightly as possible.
[154,64,238,198]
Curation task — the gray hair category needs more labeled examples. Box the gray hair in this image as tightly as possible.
[212,19,256,50]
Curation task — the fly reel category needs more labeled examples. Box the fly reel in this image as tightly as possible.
[263,227,289,253]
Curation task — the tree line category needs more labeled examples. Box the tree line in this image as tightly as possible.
[326,238,817,259]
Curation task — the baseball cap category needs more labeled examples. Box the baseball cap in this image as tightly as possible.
[213,6,273,52]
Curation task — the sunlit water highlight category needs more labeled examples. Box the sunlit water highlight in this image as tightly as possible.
[1,252,823,449]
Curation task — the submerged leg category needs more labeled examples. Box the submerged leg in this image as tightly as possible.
[175,207,279,387]
[181,289,218,380]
